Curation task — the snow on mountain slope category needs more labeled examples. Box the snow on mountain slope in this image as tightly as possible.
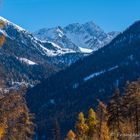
[0,16,84,86]
[0,16,77,57]
[34,22,119,53]
[79,47,93,53]
[35,26,80,52]
[26,20,140,140]
[0,16,25,31]
[84,65,118,81]
[18,58,37,65]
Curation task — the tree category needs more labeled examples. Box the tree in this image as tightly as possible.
[0,19,5,47]
[75,112,88,140]
[65,130,76,140]
[87,108,97,139]
[124,80,140,135]
[0,122,7,140]
[107,88,123,139]
[0,89,34,140]
[65,79,140,140]
[96,100,110,140]
[0,35,5,47]
[100,122,110,140]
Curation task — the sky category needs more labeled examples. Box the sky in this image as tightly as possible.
[0,0,140,32]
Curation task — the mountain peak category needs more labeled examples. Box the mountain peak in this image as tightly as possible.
[35,21,118,52]
[126,20,140,33]
[0,16,25,31]
[84,21,98,27]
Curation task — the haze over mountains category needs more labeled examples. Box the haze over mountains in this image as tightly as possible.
[26,20,140,139]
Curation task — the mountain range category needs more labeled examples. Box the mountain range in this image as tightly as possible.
[0,17,117,87]
[26,20,140,140]
[34,22,118,53]
[2,16,139,140]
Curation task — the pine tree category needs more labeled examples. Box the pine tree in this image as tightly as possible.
[65,130,76,140]
[75,112,88,140]
[87,108,97,139]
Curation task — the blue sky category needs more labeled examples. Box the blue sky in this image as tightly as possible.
[0,0,140,32]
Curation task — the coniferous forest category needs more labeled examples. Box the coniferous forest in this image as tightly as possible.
[1,78,140,140]
[65,79,140,140]
[1,1,140,140]
[0,82,34,140]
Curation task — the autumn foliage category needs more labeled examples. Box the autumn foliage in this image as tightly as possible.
[0,35,5,47]
[66,79,140,140]
[0,20,6,47]
[0,84,34,140]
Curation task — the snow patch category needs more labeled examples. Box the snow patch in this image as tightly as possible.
[19,58,37,65]
[84,70,105,81]
[38,41,76,57]
[79,47,93,53]
[56,28,64,38]
[84,65,118,81]
[0,16,25,31]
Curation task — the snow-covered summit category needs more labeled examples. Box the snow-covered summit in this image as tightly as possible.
[34,21,119,53]
[0,16,86,86]
[0,16,25,31]
[0,16,78,57]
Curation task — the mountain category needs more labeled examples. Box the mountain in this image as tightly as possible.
[34,22,119,53]
[0,17,84,87]
[26,21,140,139]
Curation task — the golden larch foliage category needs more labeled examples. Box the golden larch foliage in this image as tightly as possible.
[75,112,88,139]
[0,21,5,28]
[0,124,7,139]
[0,20,6,47]
[0,35,5,47]
[65,130,76,140]
[100,122,110,140]
[87,108,98,139]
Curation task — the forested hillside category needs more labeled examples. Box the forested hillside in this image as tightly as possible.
[66,79,140,140]
[0,81,34,140]
[26,20,140,139]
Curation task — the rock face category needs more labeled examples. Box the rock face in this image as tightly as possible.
[0,17,118,87]
[0,17,83,86]
[26,20,140,140]
[34,21,119,53]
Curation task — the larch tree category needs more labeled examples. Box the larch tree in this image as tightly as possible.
[96,100,110,140]
[0,19,6,47]
[65,130,76,140]
[0,89,34,140]
[124,80,140,135]
[107,88,124,139]
[75,112,88,140]
[87,108,98,139]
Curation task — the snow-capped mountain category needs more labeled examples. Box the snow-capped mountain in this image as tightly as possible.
[27,20,140,140]
[0,16,83,86]
[0,16,78,57]
[34,22,119,53]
